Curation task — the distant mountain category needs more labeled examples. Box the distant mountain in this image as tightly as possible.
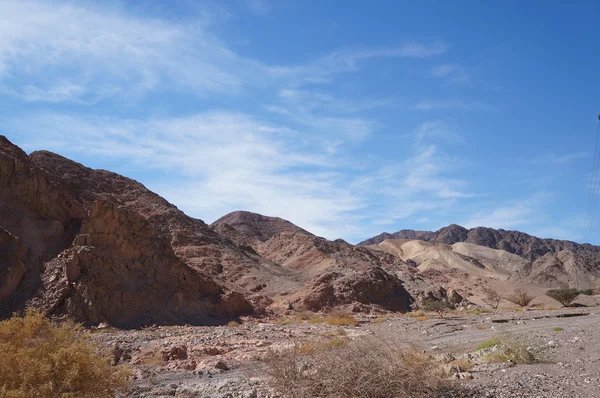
[360,224,598,262]
[361,224,600,288]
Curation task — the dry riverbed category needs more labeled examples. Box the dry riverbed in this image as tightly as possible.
[94,304,600,398]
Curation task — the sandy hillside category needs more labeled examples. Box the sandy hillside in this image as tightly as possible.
[373,239,521,280]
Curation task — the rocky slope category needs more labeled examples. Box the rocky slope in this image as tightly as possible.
[362,224,600,288]
[256,232,415,311]
[211,211,311,249]
[0,136,261,324]
[0,136,415,322]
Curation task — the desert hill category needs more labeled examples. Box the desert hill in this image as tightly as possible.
[362,224,600,288]
[211,211,312,248]
[370,239,529,280]
[0,137,415,323]
[4,135,600,327]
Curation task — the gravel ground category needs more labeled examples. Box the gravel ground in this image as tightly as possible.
[98,305,600,397]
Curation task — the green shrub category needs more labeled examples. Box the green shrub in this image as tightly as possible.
[475,338,501,351]
[477,334,544,365]
[420,299,454,319]
[0,310,129,398]
[546,288,580,307]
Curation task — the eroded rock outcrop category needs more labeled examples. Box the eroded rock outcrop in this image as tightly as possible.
[0,228,27,302]
[292,267,413,312]
[46,201,252,327]
[0,136,84,316]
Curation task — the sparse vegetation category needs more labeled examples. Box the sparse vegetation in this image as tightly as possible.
[264,335,459,398]
[451,358,473,372]
[483,289,501,309]
[505,289,535,307]
[326,316,359,326]
[467,307,493,315]
[227,320,241,327]
[420,299,454,319]
[477,334,543,365]
[406,310,426,318]
[139,353,166,366]
[553,327,564,332]
[475,338,501,351]
[546,289,580,307]
[0,310,130,398]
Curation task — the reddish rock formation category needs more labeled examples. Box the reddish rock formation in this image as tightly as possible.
[0,228,27,302]
[46,201,252,327]
[211,211,312,249]
[293,267,413,312]
[0,137,253,325]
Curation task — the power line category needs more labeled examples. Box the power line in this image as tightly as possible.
[583,116,600,242]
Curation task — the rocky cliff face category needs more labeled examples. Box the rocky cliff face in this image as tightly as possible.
[0,228,27,302]
[291,267,413,312]
[0,137,84,317]
[0,137,254,325]
[47,201,251,327]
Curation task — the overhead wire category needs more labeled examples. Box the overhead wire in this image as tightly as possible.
[583,116,600,241]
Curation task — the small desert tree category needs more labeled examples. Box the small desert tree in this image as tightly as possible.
[546,288,580,307]
[505,289,534,307]
[0,310,129,398]
[483,289,501,309]
[420,299,454,319]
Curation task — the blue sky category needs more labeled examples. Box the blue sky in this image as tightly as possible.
[2,0,600,243]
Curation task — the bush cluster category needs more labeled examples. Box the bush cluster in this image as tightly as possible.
[264,334,461,398]
[0,310,129,398]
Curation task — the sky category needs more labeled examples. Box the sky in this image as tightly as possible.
[1,0,600,244]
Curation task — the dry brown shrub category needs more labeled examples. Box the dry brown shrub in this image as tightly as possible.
[263,334,460,398]
[505,289,535,307]
[325,316,358,326]
[483,289,501,309]
[0,310,129,398]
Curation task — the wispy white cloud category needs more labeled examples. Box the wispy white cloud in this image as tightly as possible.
[0,0,447,103]
[533,151,589,165]
[431,63,469,84]
[414,120,464,144]
[10,111,366,239]
[414,99,492,111]
[5,0,546,243]
[348,121,473,230]
[431,64,457,77]
[462,193,552,230]
[246,0,269,16]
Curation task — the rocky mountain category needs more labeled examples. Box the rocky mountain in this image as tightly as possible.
[0,136,416,323]
[7,134,598,326]
[369,239,529,279]
[211,211,312,248]
[0,136,272,324]
[361,224,600,288]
